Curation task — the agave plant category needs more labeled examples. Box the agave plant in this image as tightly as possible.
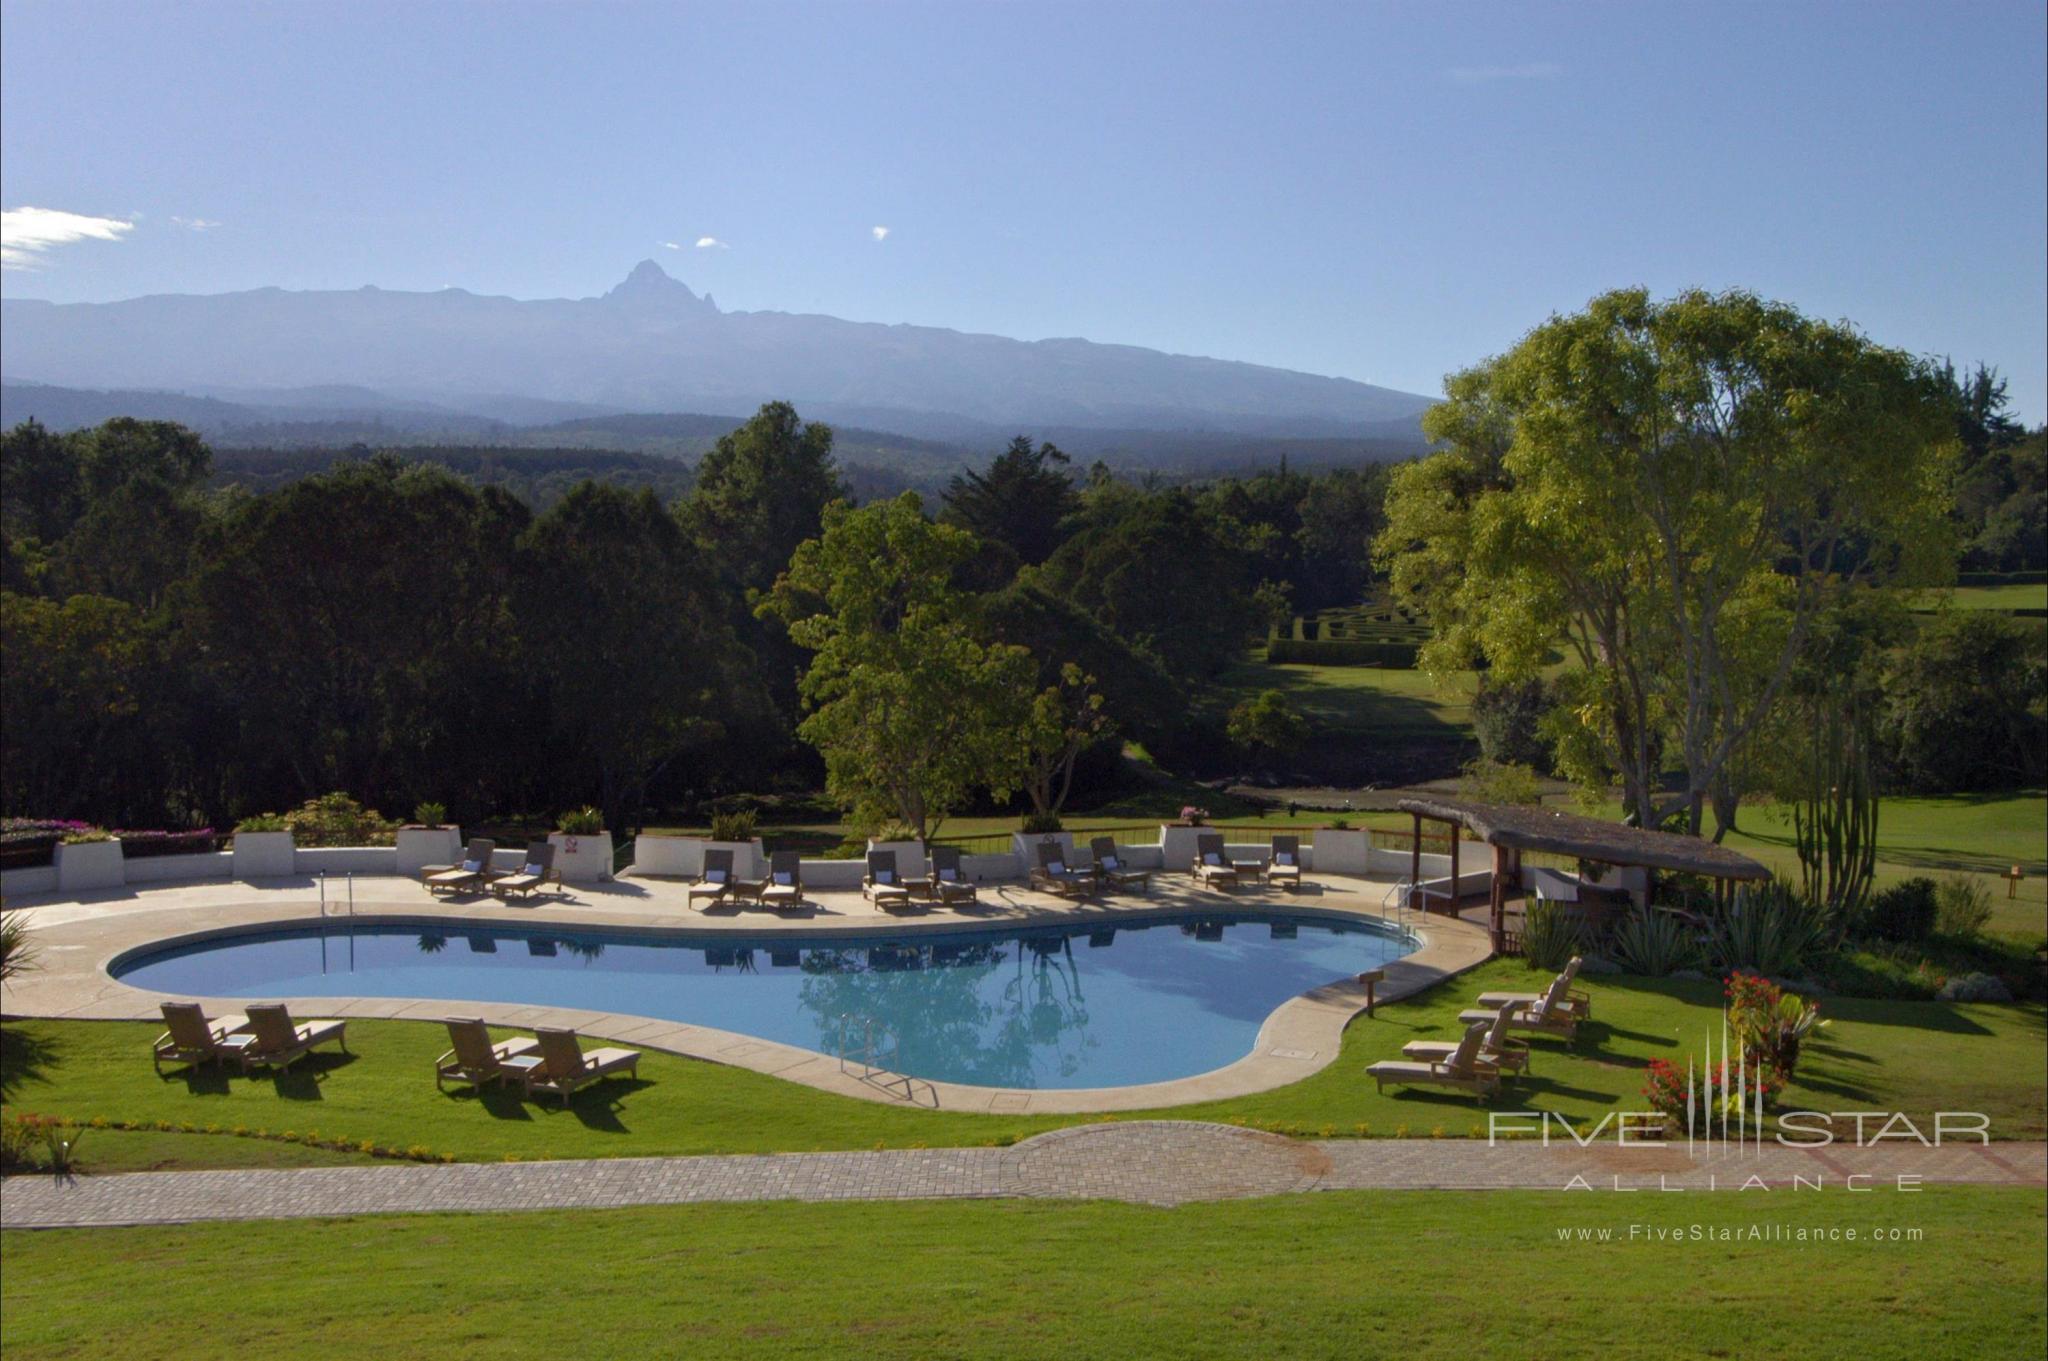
[1607,908,1700,977]
[1520,900,1584,972]
[0,908,38,983]
[1704,880,1827,976]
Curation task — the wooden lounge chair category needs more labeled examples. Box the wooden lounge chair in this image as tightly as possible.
[522,1027,641,1107]
[152,1002,258,1075]
[926,845,979,906]
[1191,833,1240,889]
[689,848,737,910]
[1458,993,1584,1042]
[1090,837,1150,894]
[425,838,498,896]
[241,1003,348,1072]
[489,842,558,901]
[1265,835,1304,891]
[863,850,916,910]
[758,849,806,910]
[1367,1019,1502,1101]
[1475,957,1589,1020]
[435,1017,541,1093]
[1028,841,1095,899]
[1404,1001,1533,1076]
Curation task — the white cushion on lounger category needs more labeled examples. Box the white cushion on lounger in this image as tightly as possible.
[774,871,794,885]
[522,861,542,875]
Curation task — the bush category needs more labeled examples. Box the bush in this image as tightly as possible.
[709,809,758,842]
[1520,899,1583,972]
[1725,972,1827,1080]
[235,813,289,833]
[557,806,604,835]
[412,801,449,827]
[1226,690,1310,757]
[1704,880,1827,976]
[1019,811,1064,835]
[59,827,115,844]
[1263,638,1421,667]
[1458,757,1543,807]
[1864,878,1939,943]
[1179,805,1209,826]
[115,828,222,858]
[1607,909,1700,976]
[1876,612,2047,792]
[1471,677,1552,771]
[1934,874,1994,937]
[1937,972,2015,1003]
[283,792,399,847]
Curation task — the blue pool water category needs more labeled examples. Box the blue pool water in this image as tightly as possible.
[113,914,1413,1089]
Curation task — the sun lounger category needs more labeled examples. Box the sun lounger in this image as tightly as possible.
[1367,1019,1502,1100]
[1191,833,1240,889]
[1476,957,1589,1019]
[926,845,979,906]
[489,842,557,900]
[522,1027,641,1107]
[1404,1001,1533,1076]
[689,848,737,910]
[1458,995,1583,1042]
[1028,841,1095,899]
[435,1017,541,1093]
[1264,835,1303,890]
[242,1003,349,1072]
[758,849,806,910]
[425,838,498,895]
[1090,837,1150,894]
[863,850,917,910]
[152,1002,258,1075]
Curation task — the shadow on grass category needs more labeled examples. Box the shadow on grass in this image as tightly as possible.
[260,1050,357,1101]
[0,1024,62,1101]
[528,1076,650,1133]
[439,1085,538,1123]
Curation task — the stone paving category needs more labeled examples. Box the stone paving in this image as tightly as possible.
[4,1125,2041,1228]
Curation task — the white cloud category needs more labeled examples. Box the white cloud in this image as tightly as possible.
[171,215,221,231]
[1,205,135,270]
[871,225,890,242]
[1448,62,1563,84]
[660,240,683,250]
[695,236,728,250]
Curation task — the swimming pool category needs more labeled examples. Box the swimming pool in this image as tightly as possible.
[113,913,1414,1089]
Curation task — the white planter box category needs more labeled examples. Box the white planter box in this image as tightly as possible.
[232,830,296,879]
[549,831,614,882]
[1310,828,1372,875]
[1158,825,1209,872]
[55,839,125,893]
[864,839,925,876]
[1012,831,1073,869]
[395,827,461,876]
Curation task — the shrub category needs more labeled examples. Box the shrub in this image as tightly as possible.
[1607,909,1699,977]
[412,801,449,827]
[283,792,399,847]
[1179,805,1209,826]
[1018,811,1064,835]
[1937,972,2015,1003]
[1864,878,1939,943]
[1471,677,1553,771]
[1644,1057,1786,1133]
[709,809,758,842]
[1264,638,1420,667]
[869,821,919,843]
[1458,757,1542,807]
[1705,880,1827,976]
[1876,611,2047,793]
[59,826,115,844]
[0,910,39,983]
[1934,874,1994,937]
[557,806,605,835]
[1226,690,1310,757]
[1520,899,1583,972]
[1724,972,1827,1080]
[235,813,289,833]
[113,828,222,858]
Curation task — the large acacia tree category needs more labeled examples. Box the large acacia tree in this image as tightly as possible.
[1379,288,1957,836]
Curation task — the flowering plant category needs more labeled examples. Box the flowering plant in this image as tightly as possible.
[1724,971,1827,1080]
[1643,1056,1786,1134]
[1179,806,1210,826]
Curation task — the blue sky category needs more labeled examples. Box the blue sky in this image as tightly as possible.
[4,0,2045,419]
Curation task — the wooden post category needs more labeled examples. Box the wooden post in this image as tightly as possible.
[1450,825,1461,911]
[1489,844,1507,954]
[1357,969,1385,1017]
[1409,812,1422,911]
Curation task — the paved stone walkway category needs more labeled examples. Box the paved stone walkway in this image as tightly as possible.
[4,1124,2042,1229]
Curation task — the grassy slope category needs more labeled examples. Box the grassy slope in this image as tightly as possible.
[3,1188,2041,1361]
[6,965,2041,1167]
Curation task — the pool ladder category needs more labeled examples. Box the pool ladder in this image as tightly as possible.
[832,1015,930,1105]
[319,870,355,917]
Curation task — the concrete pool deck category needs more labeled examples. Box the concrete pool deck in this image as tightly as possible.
[0,870,1492,1114]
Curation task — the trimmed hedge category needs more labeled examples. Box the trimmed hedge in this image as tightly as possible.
[1265,638,1422,667]
[1956,570,2047,587]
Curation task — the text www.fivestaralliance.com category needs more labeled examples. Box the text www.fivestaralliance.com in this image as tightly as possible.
[1557,1224,1926,1244]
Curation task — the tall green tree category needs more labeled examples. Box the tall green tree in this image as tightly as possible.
[680,402,846,596]
[941,436,1079,573]
[519,483,752,837]
[763,493,1033,838]
[1379,288,1958,834]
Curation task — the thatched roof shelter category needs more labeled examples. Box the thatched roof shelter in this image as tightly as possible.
[1395,795,1772,880]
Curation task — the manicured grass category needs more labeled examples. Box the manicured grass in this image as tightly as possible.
[1218,658,1477,740]
[14,1126,381,1174]
[3,1188,2041,1360]
[1911,582,2048,611]
[6,963,2041,1168]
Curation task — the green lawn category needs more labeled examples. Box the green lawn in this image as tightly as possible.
[3,1188,2040,1361]
[1911,583,2048,611]
[6,963,2041,1169]
[1218,658,1477,740]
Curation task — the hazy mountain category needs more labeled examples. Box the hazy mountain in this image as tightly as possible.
[1,261,1435,439]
